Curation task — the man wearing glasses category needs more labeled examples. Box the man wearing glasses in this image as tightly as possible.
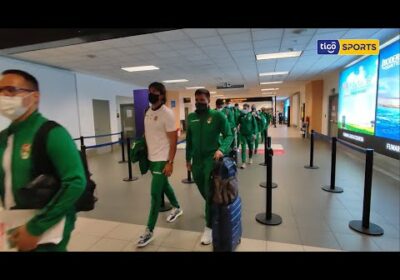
[0,69,86,251]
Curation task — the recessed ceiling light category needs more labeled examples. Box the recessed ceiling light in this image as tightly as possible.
[121,65,159,72]
[261,88,280,91]
[256,51,302,60]
[213,95,224,97]
[260,81,283,85]
[186,86,205,90]
[163,79,189,83]
[259,71,289,77]
[210,91,217,94]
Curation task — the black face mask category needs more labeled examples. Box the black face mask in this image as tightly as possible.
[195,102,208,113]
[149,93,160,104]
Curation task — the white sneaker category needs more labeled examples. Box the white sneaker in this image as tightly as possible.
[240,163,247,169]
[137,228,154,248]
[200,227,212,245]
[249,158,253,164]
[166,207,183,223]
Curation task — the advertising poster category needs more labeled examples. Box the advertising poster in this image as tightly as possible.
[375,40,400,141]
[338,55,379,135]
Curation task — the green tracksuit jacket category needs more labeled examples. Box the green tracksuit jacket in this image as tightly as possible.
[238,112,258,136]
[233,108,241,127]
[222,107,236,131]
[186,108,233,227]
[0,111,86,251]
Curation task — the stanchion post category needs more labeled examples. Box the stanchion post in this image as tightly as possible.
[255,147,282,225]
[304,129,319,169]
[322,137,343,193]
[349,149,384,236]
[259,136,278,189]
[182,170,195,184]
[266,148,272,219]
[362,149,373,227]
[259,130,268,166]
[118,131,126,163]
[80,136,84,147]
[123,137,138,182]
[80,144,87,163]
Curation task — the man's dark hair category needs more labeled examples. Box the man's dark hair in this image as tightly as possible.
[2,69,39,91]
[216,98,224,107]
[243,103,249,108]
[149,82,167,104]
[194,88,210,100]
[234,103,239,107]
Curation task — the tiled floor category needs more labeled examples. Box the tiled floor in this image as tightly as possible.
[74,125,399,251]
[68,217,340,252]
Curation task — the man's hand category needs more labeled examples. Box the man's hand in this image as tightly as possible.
[252,134,256,140]
[186,161,192,171]
[9,224,40,252]
[163,162,173,177]
[214,150,224,160]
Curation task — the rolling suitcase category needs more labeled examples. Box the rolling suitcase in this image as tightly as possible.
[212,196,242,252]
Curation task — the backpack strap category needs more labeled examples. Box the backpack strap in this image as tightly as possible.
[32,121,60,177]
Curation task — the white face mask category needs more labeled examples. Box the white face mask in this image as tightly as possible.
[227,104,233,108]
[0,94,32,121]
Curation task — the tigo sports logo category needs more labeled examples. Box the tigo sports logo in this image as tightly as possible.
[318,40,340,54]
[317,39,379,55]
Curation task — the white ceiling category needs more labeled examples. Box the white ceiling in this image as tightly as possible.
[11,28,399,98]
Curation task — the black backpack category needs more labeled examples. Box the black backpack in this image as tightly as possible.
[27,121,97,211]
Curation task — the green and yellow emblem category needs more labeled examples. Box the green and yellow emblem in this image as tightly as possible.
[21,144,31,159]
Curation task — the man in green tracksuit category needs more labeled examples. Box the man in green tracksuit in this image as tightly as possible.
[186,89,233,245]
[261,108,272,144]
[253,106,267,154]
[238,103,258,169]
[233,103,241,147]
[0,69,86,252]
[224,100,237,152]
[233,103,241,127]
[216,99,236,154]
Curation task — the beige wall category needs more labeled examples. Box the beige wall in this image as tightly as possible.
[291,93,300,127]
[305,82,313,123]
[165,90,181,130]
[305,80,324,133]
